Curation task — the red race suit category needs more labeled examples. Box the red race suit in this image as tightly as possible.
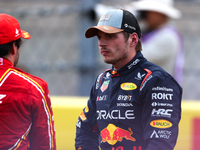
[0,58,56,150]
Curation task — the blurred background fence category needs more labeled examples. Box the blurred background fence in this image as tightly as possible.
[1,0,200,99]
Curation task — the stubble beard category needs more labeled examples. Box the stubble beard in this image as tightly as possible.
[103,45,129,65]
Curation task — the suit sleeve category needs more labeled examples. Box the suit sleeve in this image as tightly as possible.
[29,82,56,150]
[75,84,100,150]
[140,74,182,150]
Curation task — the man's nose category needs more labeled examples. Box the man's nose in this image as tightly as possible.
[98,37,107,47]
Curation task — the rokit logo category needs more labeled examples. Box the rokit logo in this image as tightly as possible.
[151,108,173,118]
[152,93,173,100]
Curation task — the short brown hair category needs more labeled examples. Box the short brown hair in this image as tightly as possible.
[0,38,22,57]
[136,38,142,53]
[123,31,142,53]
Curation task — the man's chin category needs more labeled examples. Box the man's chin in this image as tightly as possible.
[103,59,115,65]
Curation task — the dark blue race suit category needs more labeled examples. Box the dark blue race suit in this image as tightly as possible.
[75,52,182,150]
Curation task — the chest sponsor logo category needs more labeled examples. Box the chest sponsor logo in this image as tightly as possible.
[100,80,110,92]
[152,93,173,100]
[117,94,132,101]
[97,95,108,101]
[117,103,133,107]
[151,108,173,118]
[150,130,172,139]
[97,110,135,120]
[150,119,172,128]
[120,83,137,91]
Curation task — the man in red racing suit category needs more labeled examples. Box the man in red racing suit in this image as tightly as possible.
[0,14,56,149]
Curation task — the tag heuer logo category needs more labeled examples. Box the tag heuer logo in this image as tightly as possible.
[100,80,110,92]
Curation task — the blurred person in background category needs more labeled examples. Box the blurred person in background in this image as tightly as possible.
[75,9,182,150]
[128,0,184,85]
[0,14,56,150]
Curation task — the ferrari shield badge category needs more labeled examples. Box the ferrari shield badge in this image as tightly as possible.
[100,80,110,92]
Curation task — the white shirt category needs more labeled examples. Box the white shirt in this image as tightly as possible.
[141,24,184,84]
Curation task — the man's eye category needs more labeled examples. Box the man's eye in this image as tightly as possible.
[108,35,115,38]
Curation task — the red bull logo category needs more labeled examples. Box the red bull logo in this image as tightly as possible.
[101,124,136,145]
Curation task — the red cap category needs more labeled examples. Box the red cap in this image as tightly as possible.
[0,13,31,45]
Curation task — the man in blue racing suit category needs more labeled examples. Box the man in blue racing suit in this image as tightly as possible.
[75,9,182,150]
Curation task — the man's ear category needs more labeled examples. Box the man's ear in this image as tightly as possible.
[130,33,138,47]
[11,42,17,55]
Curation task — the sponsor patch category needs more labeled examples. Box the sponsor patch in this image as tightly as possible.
[150,130,172,139]
[117,94,132,101]
[97,110,135,120]
[100,80,110,92]
[151,108,173,118]
[152,86,173,92]
[152,93,173,100]
[135,72,146,80]
[117,103,133,107]
[120,83,137,91]
[151,102,173,107]
[99,14,111,22]
[97,95,108,101]
[103,72,110,79]
[80,111,87,121]
[150,119,172,129]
